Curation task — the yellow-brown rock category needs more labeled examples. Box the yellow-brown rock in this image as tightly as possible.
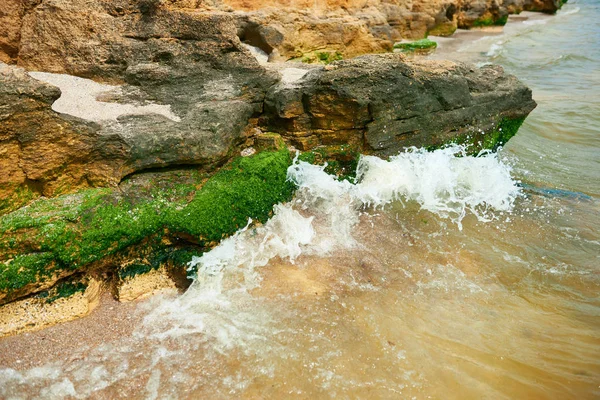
[0,278,102,337]
[0,63,128,213]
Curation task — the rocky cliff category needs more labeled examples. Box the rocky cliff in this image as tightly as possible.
[1,0,568,65]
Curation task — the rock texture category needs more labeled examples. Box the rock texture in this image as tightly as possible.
[222,0,566,60]
[0,149,295,309]
[0,0,278,212]
[0,0,567,66]
[0,63,122,214]
[262,54,536,154]
[0,278,101,337]
[0,50,536,212]
[0,0,41,63]
[0,61,269,213]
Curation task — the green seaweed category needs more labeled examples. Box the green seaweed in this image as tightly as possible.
[481,116,526,151]
[0,185,39,216]
[0,149,295,295]
[393,39,438,52]
[118,263,158,281]
[425,116,526,154]
[43,280,87,303]
[299,50,343,65]
[298,145,360,182]
[317,51,343,64]
[427,23,457,37]
[167,149,296,242]
[0,253,58,291]
[168,249,197,266]
[472,15,508,27]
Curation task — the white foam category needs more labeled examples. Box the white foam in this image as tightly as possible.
[486,41,504,57]
[28,72,181,123]
[150,146,519,323]
[0,146,522,397]
[38,378,76,399]
[353,146,520,229]
[523,19,548,26]
[559,6,580,16]
[175,145,519,302]
[287,146,519,231]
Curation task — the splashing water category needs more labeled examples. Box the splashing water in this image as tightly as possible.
[0,141,598,398]
[287,145,520,232]
[140,145,521,347]
[2,3,599,396]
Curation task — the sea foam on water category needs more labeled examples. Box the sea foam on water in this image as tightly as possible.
[180,145,520,299]
[0,146,523,398]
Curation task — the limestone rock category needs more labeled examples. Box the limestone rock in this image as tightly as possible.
[457,0,508,29]
[17,0,262,81]
[1,0,566,69]
[0,149,295,308]
[116,266,178,302]
[0,0,281,211]
[0,278,101,337]
[262,54,537,154]
[0,63,124,213]
[0,0,41,63]
[521,0,565,13]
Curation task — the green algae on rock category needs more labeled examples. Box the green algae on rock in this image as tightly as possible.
[38,279,88,304]
[427,23,458,37]
[481,117,527,150]
[426,116,527,154]
[472,15,509,27]
[0,149,295,305]
[295,50,344,65]
[393,39,438,53]
[262,54,537,157]
[297,145,361,182]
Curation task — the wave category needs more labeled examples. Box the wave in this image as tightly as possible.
[559,6,581,16]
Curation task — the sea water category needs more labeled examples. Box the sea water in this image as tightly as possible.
[1,1,599,398]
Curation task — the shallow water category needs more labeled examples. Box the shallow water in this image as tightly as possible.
[1,1,600,398]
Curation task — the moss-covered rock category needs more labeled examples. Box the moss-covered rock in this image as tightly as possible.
[523,0,567,14]
[0,149,295,305]
[262,55,536,157]
[37,278,88,304]
[472,15,508,27]
[427,22,458,37]
[298,144,361,182]
[393,39,437,54]
[426,116,527,154]
[0,185,39,216]
[296,50,343,65]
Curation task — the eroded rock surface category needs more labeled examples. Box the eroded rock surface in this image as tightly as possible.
[1,0,567,66]
[0,63,123,214]
[262,54,536,154]
[0,0,279,211]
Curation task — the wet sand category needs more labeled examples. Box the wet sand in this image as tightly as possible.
[0,293,141,370]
